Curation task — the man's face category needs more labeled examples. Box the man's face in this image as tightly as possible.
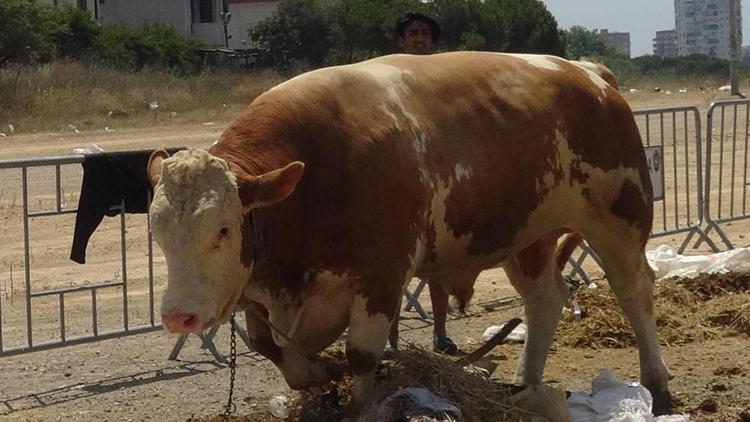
[398,20,433,55]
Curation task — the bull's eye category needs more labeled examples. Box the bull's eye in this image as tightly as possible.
[219,227,229,238]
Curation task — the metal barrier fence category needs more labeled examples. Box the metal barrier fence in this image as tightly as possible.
[0,103,745,357]
[633,106,715,250]
[703,99,750,250]
[0,155,162,357]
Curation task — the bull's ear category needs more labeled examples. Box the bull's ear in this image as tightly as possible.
[236,161,305,210]
[147,149,171,187]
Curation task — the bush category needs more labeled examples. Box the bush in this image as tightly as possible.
[97,23,206,73]
[52,5,102,59]
[633,54,730,79]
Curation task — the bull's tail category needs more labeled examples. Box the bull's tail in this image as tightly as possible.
[556,233,583,271]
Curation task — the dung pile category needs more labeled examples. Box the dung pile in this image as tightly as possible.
[557,271,750,349]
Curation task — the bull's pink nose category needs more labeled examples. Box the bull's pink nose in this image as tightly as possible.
[162,312,200,333]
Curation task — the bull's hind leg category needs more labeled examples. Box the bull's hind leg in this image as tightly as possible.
[502,234,568,385]
[586,237,672,414]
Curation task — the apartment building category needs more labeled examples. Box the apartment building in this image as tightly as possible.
[599,29,631,57]
[653,29,679,57]
[674,0,742,59]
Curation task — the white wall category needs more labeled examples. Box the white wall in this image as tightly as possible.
[193,22,224,47]
[226,2,278,49]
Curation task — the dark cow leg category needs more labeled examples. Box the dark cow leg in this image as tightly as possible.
[345,294,395,405]
[502,235,568,385]
[586,238,672,414]
[244,303,334,390]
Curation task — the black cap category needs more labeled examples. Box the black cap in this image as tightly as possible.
[394,12,441,43]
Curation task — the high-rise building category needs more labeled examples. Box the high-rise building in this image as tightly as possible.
[653,29,679,57]
[674,0,742,59]
[599,29,631,57]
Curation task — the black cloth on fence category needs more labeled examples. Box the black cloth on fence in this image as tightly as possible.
[70,148,183,264]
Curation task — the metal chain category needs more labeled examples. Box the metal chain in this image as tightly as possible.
[222,313,238,421]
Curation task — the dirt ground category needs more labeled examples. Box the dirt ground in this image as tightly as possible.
[1,88,750,421]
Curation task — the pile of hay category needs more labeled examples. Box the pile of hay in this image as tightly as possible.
[197,346,540,422]
[557,271,750,349]
[286,346,537,422]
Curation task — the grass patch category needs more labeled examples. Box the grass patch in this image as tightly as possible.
[0,61,285,134]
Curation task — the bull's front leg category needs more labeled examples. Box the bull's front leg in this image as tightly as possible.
[243,302,336,389]
[345,293,396,406]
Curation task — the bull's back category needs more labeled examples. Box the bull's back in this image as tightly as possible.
[239,52,651,272]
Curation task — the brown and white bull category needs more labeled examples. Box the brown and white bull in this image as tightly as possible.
[148,51,671,413]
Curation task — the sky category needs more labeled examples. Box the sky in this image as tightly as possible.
[539,0,750,57]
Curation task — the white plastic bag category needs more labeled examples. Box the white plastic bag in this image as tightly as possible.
[567,369,690,422]
[480,322,527,343]
[268,395,289,418]
[646,244,750,279]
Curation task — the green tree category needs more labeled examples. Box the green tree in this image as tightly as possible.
[327,0,390,62]
[0,0,61,68]
[564,25,614,59]
[250,0,331,71]
[432,0,563,54]
[431,0,486,50]
[496,0,564,55]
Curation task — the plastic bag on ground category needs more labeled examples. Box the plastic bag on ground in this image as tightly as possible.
[567,369,690,422]
[72,144,105,155]
[366,387,461,422]
[481,322,527,343]
[646,244,750,279]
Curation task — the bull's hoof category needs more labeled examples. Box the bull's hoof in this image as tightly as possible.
[285,358,341,390]
[343,399,365,421]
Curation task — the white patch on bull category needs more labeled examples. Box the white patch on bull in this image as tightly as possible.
[428,174,474,263]
[579,67,609,101]
[515,54,562,71]
[356,63,433,184]
[454,162,473,182]
[515,130,646,247]
[347,293,391,353]
[380,104,402,130]
[359,63,420,128]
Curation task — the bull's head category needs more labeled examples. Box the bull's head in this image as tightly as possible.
[147,149,304,333]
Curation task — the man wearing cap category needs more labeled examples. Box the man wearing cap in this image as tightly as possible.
[387,12,459,357]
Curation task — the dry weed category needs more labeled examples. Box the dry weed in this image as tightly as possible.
[0,62,285,134]
[557,271,750,348]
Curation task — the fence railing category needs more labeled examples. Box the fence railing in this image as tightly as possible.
[703,99,750,250]
[0,155,162,357]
